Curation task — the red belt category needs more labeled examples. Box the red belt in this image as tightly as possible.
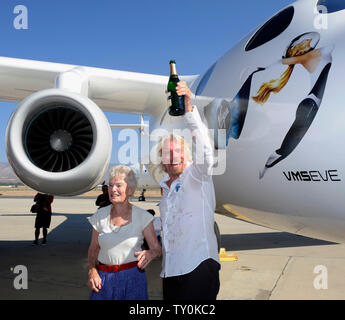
[96,261,138,273]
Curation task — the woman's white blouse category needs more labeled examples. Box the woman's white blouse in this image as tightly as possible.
[88,205,153,265]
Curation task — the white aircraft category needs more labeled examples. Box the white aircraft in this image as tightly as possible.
[2,0,345,243]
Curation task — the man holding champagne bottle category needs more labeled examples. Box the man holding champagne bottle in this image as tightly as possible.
[157,67,220,300]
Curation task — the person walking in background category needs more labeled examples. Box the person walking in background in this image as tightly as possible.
[95,185,112,208]
[31,193,54,245]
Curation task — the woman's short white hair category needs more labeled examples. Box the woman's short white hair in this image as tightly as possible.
[156,133,192,173]
[109,165,138,191]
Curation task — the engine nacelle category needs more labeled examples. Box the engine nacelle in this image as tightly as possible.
[6,88,112,196]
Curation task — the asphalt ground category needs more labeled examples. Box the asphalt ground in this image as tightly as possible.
[0,197,344,300]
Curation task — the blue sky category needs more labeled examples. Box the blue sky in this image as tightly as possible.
[0,0,293,163]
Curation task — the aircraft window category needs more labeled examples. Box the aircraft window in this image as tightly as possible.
[195,62,217,96]
[245,6,294,51]
[317,0,345,13]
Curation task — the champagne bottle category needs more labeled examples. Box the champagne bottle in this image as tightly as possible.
[167,60,185,116]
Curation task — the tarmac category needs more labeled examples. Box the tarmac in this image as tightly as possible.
[0,197,345,300]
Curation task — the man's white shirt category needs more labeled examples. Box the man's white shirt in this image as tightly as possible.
[159,107,219,278]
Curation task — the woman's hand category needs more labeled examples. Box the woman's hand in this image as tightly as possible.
[88,268,102,293]
[134,250,156,270]
[135,221,162,269]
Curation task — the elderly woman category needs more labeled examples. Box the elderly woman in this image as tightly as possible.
[87,165,161,300]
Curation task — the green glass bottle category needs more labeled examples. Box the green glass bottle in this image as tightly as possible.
[167,60,185,116]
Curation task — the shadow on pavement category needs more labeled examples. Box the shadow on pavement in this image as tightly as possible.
[220,232,336,252]
[0,212,162,300]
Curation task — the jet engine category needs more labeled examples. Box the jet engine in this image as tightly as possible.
[6,89,112,196]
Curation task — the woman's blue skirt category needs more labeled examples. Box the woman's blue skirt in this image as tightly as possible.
[90,267,148,300]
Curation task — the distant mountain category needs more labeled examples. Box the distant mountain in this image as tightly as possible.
[0,162,22,184]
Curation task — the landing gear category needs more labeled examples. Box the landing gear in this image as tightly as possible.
[138,188,146,201]
[214,221,221,252]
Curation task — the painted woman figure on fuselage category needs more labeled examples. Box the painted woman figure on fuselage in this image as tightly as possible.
[203,32,334,178]
[254,32,334,178]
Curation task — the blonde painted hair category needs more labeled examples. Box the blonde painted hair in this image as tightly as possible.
[156,133,192,173]
[252,38,313,105]
[109,165,137,191]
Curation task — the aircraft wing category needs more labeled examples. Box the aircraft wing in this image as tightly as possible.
[0,56,197,116]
